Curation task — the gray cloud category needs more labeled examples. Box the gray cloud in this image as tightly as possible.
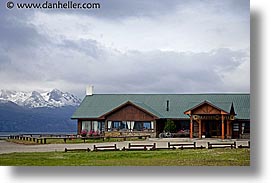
[0,32,250,96]
[89,48,249,94]
[0,0,250,97]
[0,0,44,47]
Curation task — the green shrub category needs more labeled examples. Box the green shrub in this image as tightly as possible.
[164,119,176,133]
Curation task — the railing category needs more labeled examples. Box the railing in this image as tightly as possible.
[64,141,250,152]
[8,133,150,144]
[0,135,10,139]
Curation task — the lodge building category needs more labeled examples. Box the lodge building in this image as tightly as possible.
[71,88,250,139]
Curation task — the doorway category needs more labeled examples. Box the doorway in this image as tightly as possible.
[205,121,221,138]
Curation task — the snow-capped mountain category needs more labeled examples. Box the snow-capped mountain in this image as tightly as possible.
[0,89,81,108]
[0,90,30,106]
[23,91,48,108]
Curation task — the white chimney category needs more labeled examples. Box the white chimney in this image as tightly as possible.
[86,85,94,96]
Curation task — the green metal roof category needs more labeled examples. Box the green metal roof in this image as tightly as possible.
[130,101,164,118]
[72,94,250,120]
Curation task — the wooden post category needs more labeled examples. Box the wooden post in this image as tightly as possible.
[221,115,225,139]
[202,121,205,136]
[105,120,108,132]
[190,115,193,139]
[208,142,211,149]
[77,120,82,135]
[153,120,157,136]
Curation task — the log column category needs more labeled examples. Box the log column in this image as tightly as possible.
[221,115,225,139]
[198,119,202,138]
[105,120,108,132]
[77,120,82,134]
[153,120,157,138]
[190,115,193,139]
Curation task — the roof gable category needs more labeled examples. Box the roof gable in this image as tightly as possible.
[99,101,159,119]
[184,100,229,115]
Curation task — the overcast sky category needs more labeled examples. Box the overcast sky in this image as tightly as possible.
[0,0,250,98]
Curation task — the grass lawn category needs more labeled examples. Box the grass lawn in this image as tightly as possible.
[0,149,250,166]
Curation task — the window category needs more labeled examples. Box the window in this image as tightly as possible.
[82,121,91,131]
[110,121,152,131]
[112,121,129,131]
[121,121,127,129]
[134,122,143,131]
[243,122,250,133]
[133,121,151,131]
[233,123,239,132]
[143,122,151,129]
[92,121,98,132]
[113,121,120,129]
[99,121,105,132]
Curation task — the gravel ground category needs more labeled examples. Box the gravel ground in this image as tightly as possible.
[0,138,250,154]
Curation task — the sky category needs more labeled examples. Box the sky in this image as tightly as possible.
[0,0,250,98]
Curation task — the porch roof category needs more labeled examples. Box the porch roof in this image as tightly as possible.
[71,94,250,120]
[184,100,231,115]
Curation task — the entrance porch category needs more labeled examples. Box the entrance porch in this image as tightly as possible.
[184,100,236,139]
[190,116,233,139]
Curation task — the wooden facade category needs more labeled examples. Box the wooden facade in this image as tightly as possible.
[77,102,158,137]
[104,104,156,121]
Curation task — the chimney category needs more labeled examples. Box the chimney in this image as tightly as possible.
[166,100,169,111]
[86,85,94,96]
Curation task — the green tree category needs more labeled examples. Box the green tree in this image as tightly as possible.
[164,119,176,133]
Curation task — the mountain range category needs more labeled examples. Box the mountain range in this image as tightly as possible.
[0,89,81,108]
[0,89,82,133]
